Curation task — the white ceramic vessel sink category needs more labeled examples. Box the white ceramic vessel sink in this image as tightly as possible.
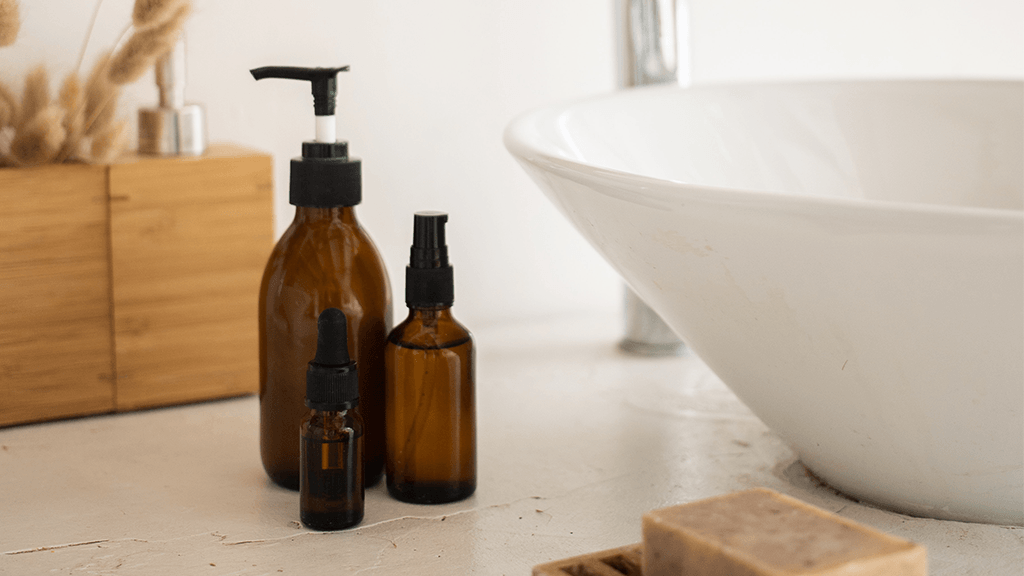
[505,81,1023,525]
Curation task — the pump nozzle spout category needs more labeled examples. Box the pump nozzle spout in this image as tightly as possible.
[250,66,349,116]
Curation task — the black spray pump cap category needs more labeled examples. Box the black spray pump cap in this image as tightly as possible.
[406,211,455,308]
[250,65,361,207]
[306,308,359,411]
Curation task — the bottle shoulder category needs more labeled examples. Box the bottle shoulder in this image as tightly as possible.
[269,214,387,266]
[387,310,473,350]
[261,212,392,306]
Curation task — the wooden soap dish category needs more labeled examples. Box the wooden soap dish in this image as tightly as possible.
[533,543,643,576]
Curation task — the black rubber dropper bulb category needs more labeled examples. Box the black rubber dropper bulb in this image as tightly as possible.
[305,308,359,411]
[406,211,454,308]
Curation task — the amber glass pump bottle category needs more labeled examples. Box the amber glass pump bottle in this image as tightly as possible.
[300,308,364,531]
[386,212,476,504]
[253,66,391,490]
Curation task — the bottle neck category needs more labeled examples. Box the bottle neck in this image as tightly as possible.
[407,305,454,321]
[293,205,356,225]
[308,405,355,417]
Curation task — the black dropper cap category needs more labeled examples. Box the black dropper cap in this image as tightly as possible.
[250,66,361,208]
[406,211,454,308]
[306,308,359,411]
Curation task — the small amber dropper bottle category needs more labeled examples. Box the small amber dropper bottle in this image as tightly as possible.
[300,308,364,530]
[385,212,476,504]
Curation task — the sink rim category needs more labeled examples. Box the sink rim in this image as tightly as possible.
[505,79,1024,224]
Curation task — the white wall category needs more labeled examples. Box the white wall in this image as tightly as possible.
[3,1,1021,329]
[2,0,622,330]
[687,0,1024,83]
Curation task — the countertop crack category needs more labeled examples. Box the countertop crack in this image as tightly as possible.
[5,531,232,556]
[5,540,111,555]
[220,495,558,547]
[353,494,554,532]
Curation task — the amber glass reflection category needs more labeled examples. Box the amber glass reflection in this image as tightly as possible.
[385,306,475,504]
[300,408,364,530]
[260,206,391,490]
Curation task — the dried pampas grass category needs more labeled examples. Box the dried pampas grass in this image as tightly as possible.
[0,80,16,127]
[90,118,127,164]
[0,0,19,48]
[83,52,120,138]
[0,79,15,167]
[133,0,189,30]
[0,56,129,167]
[56,73,85,161]
[109,1,191,85]
[17,65,49,129]
[0,0,193,167]
[9,105,65,166]
[5,66,65,166]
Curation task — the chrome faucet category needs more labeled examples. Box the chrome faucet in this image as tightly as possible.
[620,0,682,87]
[616,0,687,355]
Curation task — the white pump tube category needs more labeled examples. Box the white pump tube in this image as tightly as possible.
[315,115,336,143]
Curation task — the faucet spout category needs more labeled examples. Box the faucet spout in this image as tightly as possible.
[619,0,687,87]
[618,0,692,87]
[616,0,688,356]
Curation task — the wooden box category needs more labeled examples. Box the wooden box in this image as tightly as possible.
[0,144,273,426]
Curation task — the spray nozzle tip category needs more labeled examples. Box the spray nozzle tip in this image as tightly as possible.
[412,211,448,249]
[410,211,449,269]
[405,212,455,306]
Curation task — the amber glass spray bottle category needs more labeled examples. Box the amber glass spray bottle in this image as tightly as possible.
[253,66,391,490]
[386,212,476,504]
[301,308,363,530]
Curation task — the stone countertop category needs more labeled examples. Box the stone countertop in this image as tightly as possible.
[1,312,1020,574]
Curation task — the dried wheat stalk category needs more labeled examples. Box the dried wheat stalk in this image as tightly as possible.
[109,1,191,85]
[0,0,19,48]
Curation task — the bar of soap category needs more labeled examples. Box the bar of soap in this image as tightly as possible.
[642,488,927,576]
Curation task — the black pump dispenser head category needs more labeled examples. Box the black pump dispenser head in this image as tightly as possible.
[250,66,361,207]
[306,308,359,410]
[406,211,455,308]
[250,66,349,117]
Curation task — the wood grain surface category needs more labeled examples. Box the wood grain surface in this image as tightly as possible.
[0,163,115,426]
[109,145,273,410]
[1,145,273,426]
